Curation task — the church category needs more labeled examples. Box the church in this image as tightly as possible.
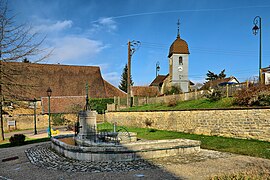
[133,21,192,97]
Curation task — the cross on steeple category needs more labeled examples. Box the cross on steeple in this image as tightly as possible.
[177,19,180,38]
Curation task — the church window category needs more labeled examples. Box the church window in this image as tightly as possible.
[179,57,183,65]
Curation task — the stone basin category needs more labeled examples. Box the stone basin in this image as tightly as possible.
[51,135,201,162]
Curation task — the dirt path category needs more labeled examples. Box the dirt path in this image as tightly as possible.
[151,149,270,179]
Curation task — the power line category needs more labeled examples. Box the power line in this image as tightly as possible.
[140,42,270,57]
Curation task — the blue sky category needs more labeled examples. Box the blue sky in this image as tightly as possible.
[9,0,270,86]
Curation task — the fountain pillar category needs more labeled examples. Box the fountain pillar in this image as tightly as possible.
[77,110,97,141]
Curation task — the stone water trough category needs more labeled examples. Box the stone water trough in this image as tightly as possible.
[51,110,201,162]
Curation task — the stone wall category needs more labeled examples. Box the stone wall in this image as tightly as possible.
[3,113,105,131]
[106,108,270,141]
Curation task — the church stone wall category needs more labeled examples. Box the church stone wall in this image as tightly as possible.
[170,53,189,92]
[106,108,270,142]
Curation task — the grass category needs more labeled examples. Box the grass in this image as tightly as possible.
[98,122,270,159]
[122,98,236,111]
[1,122,270,160]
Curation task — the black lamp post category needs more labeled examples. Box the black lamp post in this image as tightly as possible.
[252,16,262,83]
[156,61,160,77]
[46,87,52,138]
[33,98,37,135]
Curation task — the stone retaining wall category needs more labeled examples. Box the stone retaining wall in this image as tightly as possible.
[106,108,270,141]
[3,113,105,131]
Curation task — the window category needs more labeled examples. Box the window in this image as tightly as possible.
[179,57,183,65]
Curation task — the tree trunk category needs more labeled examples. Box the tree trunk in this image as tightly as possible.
[0,60,4,140]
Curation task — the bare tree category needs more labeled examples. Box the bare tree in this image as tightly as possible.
[0,1,51,140]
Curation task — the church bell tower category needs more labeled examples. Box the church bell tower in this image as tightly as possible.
[168,20,190,92]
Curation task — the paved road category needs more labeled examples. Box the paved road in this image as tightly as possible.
[4,126,72,139]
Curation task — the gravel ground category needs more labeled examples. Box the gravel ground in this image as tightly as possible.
[1,142,270,180]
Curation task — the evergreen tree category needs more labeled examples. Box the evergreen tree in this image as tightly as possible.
[118,64,133,92]
[206,70,218,81]
[218,69,226,79]
[206,69,226,82]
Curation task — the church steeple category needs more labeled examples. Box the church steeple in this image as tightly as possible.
[168,19,190,93]
[177,19,180,38]
[168,19,189,57]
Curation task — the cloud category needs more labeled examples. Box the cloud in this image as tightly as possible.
[33,20,73,33]
[98,17,117,31]
[50,36,107,64]
[103,72,120,86]
[89,17,117,34]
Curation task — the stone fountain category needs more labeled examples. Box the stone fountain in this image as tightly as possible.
[51,84,201,162]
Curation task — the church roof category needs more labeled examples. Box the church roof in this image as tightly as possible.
[168,35,189,57]
[150,74,168,86]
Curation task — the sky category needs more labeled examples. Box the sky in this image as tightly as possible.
[8,0,270,87]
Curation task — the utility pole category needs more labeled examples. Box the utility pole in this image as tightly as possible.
[127,40,140,107]
[127,41,131,107]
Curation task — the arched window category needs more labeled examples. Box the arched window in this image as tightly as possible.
[179,57,183,65]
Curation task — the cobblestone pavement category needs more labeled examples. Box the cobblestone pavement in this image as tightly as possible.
[25,143,157,173]
[25,143,232,173]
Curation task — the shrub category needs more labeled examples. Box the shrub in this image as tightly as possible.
[90,98,114,114]
[165,86,182,95]
[233,84,270,106]
[206,89,222,102]
[148,128,157,133]
[144,118,153,127]
[52,114,65,125]
[9,134,25,146]
[166,98,178,107]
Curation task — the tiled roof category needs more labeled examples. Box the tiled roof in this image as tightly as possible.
[131,86,159,97]
[104,80,126,97]
[150,74,168,86]
[261,66,270,73]
[2,62,125,100]
[42,96,85,114]
[201,76,239,90]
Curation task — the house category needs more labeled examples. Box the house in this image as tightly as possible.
[261,66,270,85]
[201,76,239,90]
[1,62,126,114]
[42,96,85,114]
[2,62,126,101]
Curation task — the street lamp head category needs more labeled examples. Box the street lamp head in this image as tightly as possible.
[156,62,160,71]
[46,87,52,97]
[252,24,259,35]
[156,65,160,71]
